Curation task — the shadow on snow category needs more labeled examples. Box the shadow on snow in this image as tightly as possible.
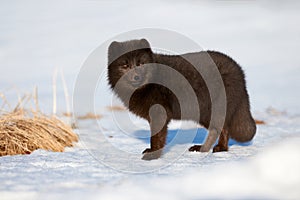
[133,128,252,149]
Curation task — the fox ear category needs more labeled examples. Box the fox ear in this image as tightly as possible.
[140,39,150,48]
[140,39,152,53]
[108,41,120,54]
[108,41,121,63]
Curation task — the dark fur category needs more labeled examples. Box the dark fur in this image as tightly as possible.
[107,39,256,160]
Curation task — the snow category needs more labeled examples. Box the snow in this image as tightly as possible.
[1,0,300,199]
[1,111,300,199]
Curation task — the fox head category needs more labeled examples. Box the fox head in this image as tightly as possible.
[107,39,155,89]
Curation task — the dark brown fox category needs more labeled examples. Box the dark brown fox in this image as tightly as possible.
[107,39,256,160]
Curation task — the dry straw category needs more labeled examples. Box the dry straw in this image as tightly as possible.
[0,90,78,156]
[106,105,126,111]
[77,112,102,120]
[0,109,78,156]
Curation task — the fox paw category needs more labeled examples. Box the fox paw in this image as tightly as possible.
[142,148,162,160]
[188,145,202,152]
[212,145,228,153]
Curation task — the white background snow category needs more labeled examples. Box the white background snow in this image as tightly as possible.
[1,0,300,199]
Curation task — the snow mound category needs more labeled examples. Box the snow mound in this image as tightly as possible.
[72,138,299,200]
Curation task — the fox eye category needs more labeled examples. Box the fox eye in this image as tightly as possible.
[121,61,129,68]
[136,60,144,66]
[136,60,141,66]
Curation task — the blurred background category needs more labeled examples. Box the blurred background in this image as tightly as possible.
[1,1,300,199]
[1,0,300,114]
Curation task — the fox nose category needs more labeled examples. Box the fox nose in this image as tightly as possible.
[134,75,140,81]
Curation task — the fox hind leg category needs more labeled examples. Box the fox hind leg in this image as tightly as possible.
[189,129,229,153]
[213,129,229,153]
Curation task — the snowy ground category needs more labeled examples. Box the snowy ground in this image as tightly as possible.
[1,1,300,199]
[1,110,300,199]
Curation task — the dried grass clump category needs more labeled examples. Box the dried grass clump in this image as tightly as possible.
[255,119,266,125]
[77,112,102,120]
[0,109,78,156]
[106,105,126,111]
